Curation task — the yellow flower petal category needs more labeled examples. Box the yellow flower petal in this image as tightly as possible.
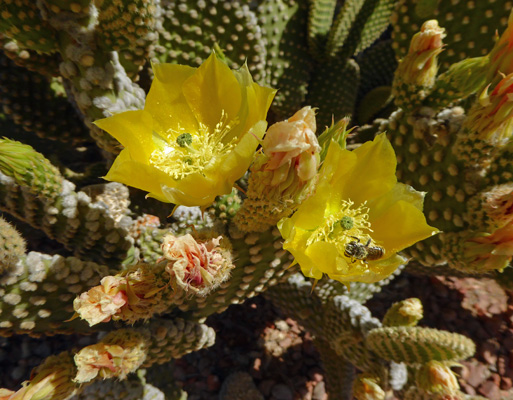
[104,149,170,202]
[98,52,275,207]
[370,199,438,254]
[278,132,437,285]
[340,133,397,205]
[146,63,198,135]
[94,110,155,163]
[161,172,220,207]
[182,52,242,132]
[304,241,339,278]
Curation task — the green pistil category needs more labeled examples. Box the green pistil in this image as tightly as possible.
[339,216,354,230]
[176,133,193,147]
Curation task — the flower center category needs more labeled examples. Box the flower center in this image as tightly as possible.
[149,111,238,180]
[306,199,375,263]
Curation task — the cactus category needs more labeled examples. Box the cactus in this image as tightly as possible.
[1,0,512,399]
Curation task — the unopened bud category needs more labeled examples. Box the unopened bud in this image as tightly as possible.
[383,298,423,327]
[464,73,513,144]
[234,107,321,232]
[444,225,513,273]
[416,361,460,394]
[3,352,78,400]
[353,375,385,400]
[396,20,446,88]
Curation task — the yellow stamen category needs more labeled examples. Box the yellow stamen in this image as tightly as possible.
[149,111,239,180]
[306,200,375,260]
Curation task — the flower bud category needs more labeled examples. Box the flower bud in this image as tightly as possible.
[234,107,321,232]
[74,330,148,383]
[353,375,385,400]
[464,73,513,144]
[488,10,513,78]
[2,352,78,400]
[262,106,320,184]
[466,183,513,231]
[395,20,446,88]
[383,298,423,327]
[162,233,234,296]
[444,225,513,273]
[416,361,460,394]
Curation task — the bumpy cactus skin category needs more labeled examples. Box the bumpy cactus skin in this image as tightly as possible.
[0,0,511,399]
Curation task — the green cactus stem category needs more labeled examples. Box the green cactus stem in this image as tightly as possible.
[365,326,476,365]
[0,173,133,264]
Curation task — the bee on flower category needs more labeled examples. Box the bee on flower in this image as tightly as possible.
[278,132,438,286]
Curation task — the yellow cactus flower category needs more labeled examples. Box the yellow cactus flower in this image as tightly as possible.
[95,53,276,207]
[278,133,438,285]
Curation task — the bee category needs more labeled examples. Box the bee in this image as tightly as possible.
[344,236,385,263]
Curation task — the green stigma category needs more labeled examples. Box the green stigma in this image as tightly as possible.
[339,216,354,230]
[176,133,193,147]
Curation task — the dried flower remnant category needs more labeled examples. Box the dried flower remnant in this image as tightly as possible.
[73,264,169,326]
[161,233,234,296]
[0,352,78,400]
[74,330,148,383]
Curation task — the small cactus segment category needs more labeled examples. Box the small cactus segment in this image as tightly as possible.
[422,55,489,111]
[0,216,25,272]
[95,0,159,78]
[0,137,63,199]
[352,0,396,55]
[307,0,337,59]
[70,375,147,400]
[382,107,468,236]
[0,0,58,53]
[258,0,312,119]
[307,57,360,127]
[326,0,395,59]
[210,189,242,224]
[365,326,476,365]
[392,0,513,70]
[0,252,112,336]
[155,0,266,82]
[39,0,92,13]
